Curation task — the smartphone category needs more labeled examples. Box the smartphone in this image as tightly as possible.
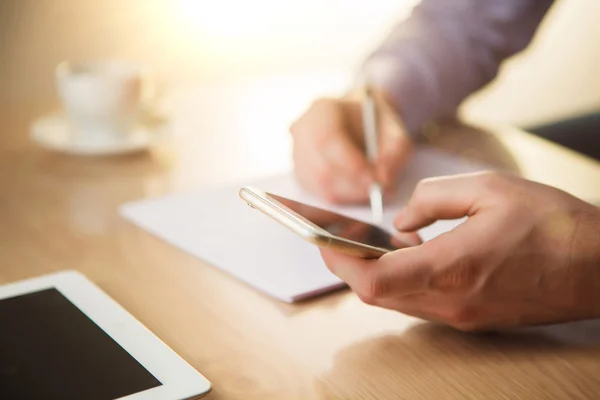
[239,186,410,259]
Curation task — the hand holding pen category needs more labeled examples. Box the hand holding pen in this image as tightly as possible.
[290,84,413,205]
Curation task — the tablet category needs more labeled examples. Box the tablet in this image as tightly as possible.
[0,271,211,400]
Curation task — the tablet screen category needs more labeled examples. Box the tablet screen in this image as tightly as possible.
[0,288,162,400]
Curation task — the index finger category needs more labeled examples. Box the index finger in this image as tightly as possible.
[394,173,490,231]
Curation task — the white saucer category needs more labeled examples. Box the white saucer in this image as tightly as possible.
[30,114,168,156]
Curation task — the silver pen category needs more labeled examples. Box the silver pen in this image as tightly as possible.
[361,84,384,223]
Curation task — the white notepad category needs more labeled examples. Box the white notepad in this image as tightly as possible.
[120,147,489,302]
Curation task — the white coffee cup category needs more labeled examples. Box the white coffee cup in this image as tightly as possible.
[56,60,152,144]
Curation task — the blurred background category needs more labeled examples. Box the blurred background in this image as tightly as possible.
[1,0,599,127]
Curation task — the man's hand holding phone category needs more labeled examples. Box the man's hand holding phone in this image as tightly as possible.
[320,172,600,331]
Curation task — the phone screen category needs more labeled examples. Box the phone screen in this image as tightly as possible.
[267,193,407,251]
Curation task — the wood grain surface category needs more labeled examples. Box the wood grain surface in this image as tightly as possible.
[2,82,600,399]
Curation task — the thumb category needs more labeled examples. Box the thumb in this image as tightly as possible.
[375,97,412,188]
[394,173,487,231]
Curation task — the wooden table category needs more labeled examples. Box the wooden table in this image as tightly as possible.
[2,80,600,400]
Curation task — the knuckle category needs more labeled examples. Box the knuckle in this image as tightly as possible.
[356,292,378,306]
[475,171,507,192]
[443,304,479,331]
[409,179,434,210]
[312,97,337,110]
[429,251,478,294]
[311,97,329,107]
[311,98,337,119]
[412,177,441,201]
[356,270,388,304]
[414,178,434,196]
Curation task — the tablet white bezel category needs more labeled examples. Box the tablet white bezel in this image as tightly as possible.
[0,271,211,400]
